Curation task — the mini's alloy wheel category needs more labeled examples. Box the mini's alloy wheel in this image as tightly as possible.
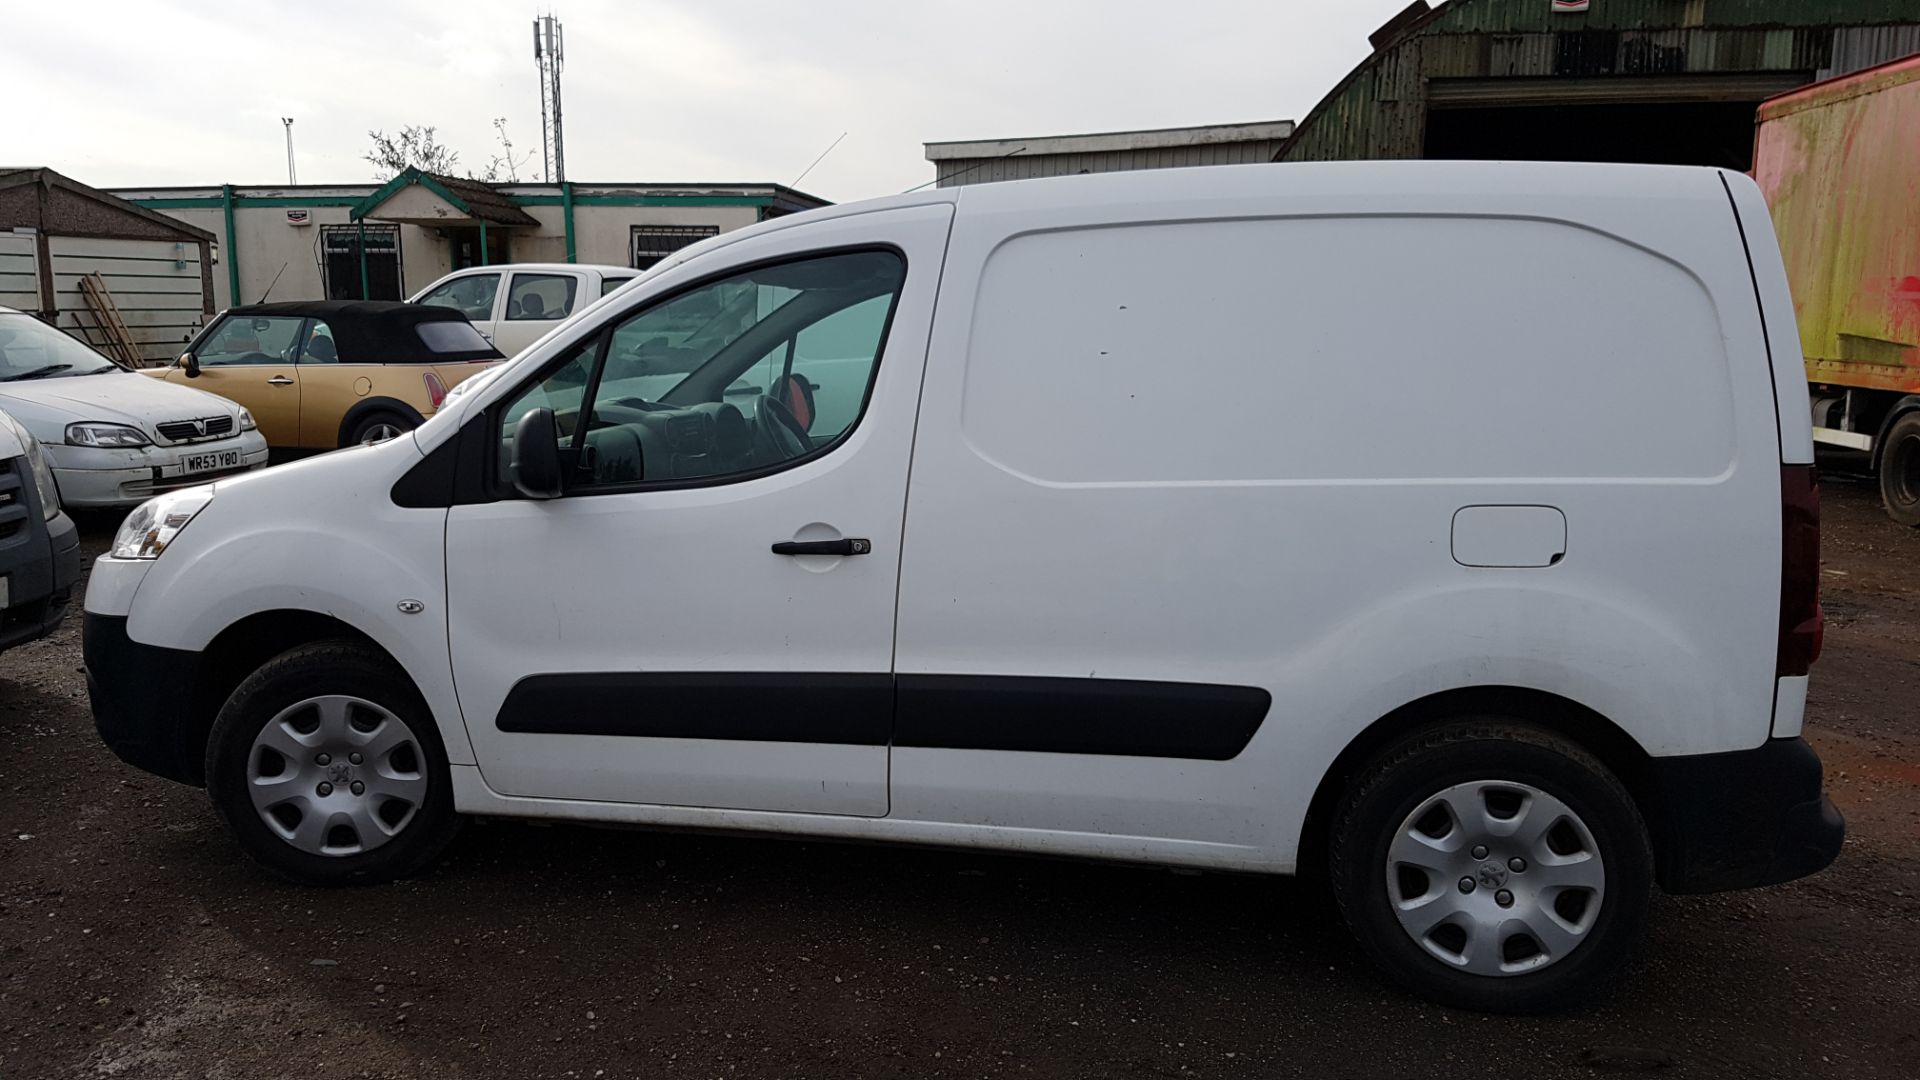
[245,695,427,856]
[360,422,404,445]
[1385,779,1605,975]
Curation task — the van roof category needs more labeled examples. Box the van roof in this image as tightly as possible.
[656,160,1733,273]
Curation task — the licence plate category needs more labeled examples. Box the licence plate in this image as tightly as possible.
[181,449,242,475]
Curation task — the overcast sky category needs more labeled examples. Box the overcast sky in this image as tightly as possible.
[5,0,1387,203]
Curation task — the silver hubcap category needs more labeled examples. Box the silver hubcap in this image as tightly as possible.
[1386,780,1606,976]
[361,423,403,445]
[245,695,427,856]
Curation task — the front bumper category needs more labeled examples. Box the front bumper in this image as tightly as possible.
[47,434,270,508]
[1649,736,1845,894]
[0,509,80,651]
[83,612,205,785]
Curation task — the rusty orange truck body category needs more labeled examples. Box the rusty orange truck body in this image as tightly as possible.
[1754,54,1920,523]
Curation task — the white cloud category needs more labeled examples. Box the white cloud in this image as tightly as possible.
[3,0,1387,201]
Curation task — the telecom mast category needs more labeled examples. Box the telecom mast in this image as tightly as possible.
[533,14,566,182]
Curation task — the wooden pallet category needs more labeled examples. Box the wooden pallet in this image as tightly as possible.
[76,273,143,369]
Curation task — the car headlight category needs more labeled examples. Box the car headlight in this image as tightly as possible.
[0,412,60,520]
[66,422,153,448]
[25,435,60,520]
[238,408,257,432]
[110,487,213,560]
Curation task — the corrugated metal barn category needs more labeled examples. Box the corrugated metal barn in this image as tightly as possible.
[1277,0,1920,169]
[0,168,216,364]
[926,121,1295,188]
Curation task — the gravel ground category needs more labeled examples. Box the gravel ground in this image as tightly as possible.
[2,472,1916,1079]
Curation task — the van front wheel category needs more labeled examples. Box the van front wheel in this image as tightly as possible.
[205,641,461,885]
[1329,720,1651,1013]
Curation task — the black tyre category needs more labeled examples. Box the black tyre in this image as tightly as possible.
[1329,720,1651,1013]
[345,411,413,447]
[1878,412,1920,527]
[205,641,461,886]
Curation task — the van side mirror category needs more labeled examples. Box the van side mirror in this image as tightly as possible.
[181,352,201,378]
[510,408,566,499]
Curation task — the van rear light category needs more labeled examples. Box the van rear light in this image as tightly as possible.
[1778,464,1822,676]
[423,372,448,410]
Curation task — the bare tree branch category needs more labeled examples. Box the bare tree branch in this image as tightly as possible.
[365,126,461,177]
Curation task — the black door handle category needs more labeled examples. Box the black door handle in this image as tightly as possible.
[772,538,871,556]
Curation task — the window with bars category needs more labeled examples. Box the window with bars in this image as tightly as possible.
[320,225,402,300]
[630,225,720,270]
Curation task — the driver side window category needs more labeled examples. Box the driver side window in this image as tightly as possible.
[498,249,905,494]
[496,340,598,480]
[418,274,501,323]
[197,316,305,367]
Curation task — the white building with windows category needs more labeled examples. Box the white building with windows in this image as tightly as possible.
[106,169,828,313]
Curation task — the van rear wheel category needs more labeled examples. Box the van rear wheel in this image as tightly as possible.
[1878,412,1920,527]
[205,641,460,885]
[1329,720,1651,1013]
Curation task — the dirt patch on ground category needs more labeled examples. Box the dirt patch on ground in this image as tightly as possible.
[2,478,1917,1079]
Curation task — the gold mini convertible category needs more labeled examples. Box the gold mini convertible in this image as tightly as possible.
[152,301,504,449]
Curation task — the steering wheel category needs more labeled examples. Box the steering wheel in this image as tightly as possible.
[749,392,809,465]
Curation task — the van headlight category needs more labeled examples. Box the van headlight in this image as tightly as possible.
[111,488,214,559]
[0,412,60,520]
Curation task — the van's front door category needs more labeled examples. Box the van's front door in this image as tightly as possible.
[444,204,952,815]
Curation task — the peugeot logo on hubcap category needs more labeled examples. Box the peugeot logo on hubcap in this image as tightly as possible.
[1477,864,1508,889]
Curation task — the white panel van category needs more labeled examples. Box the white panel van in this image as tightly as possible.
[84,162,1840,1012]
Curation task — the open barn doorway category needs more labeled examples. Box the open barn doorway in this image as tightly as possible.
[1425,100,1769,170]
[1421,73,1810,171]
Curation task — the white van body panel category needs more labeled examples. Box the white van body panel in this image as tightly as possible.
[887,163,1784,858]
[87,163,1803,877]
[105,440,477,766]
[445,763,1268,870]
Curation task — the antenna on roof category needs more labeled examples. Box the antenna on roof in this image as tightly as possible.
[901,146,1026,194]
[790,132,847,189]
[282,118,297,185]
[256,261,290,304]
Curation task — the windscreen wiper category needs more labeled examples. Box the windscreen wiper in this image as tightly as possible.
[0,364,73,381]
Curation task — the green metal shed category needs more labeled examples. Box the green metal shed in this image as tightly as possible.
[1277,0,1920,169]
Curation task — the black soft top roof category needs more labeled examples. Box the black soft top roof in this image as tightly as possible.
[220,300,503,363]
